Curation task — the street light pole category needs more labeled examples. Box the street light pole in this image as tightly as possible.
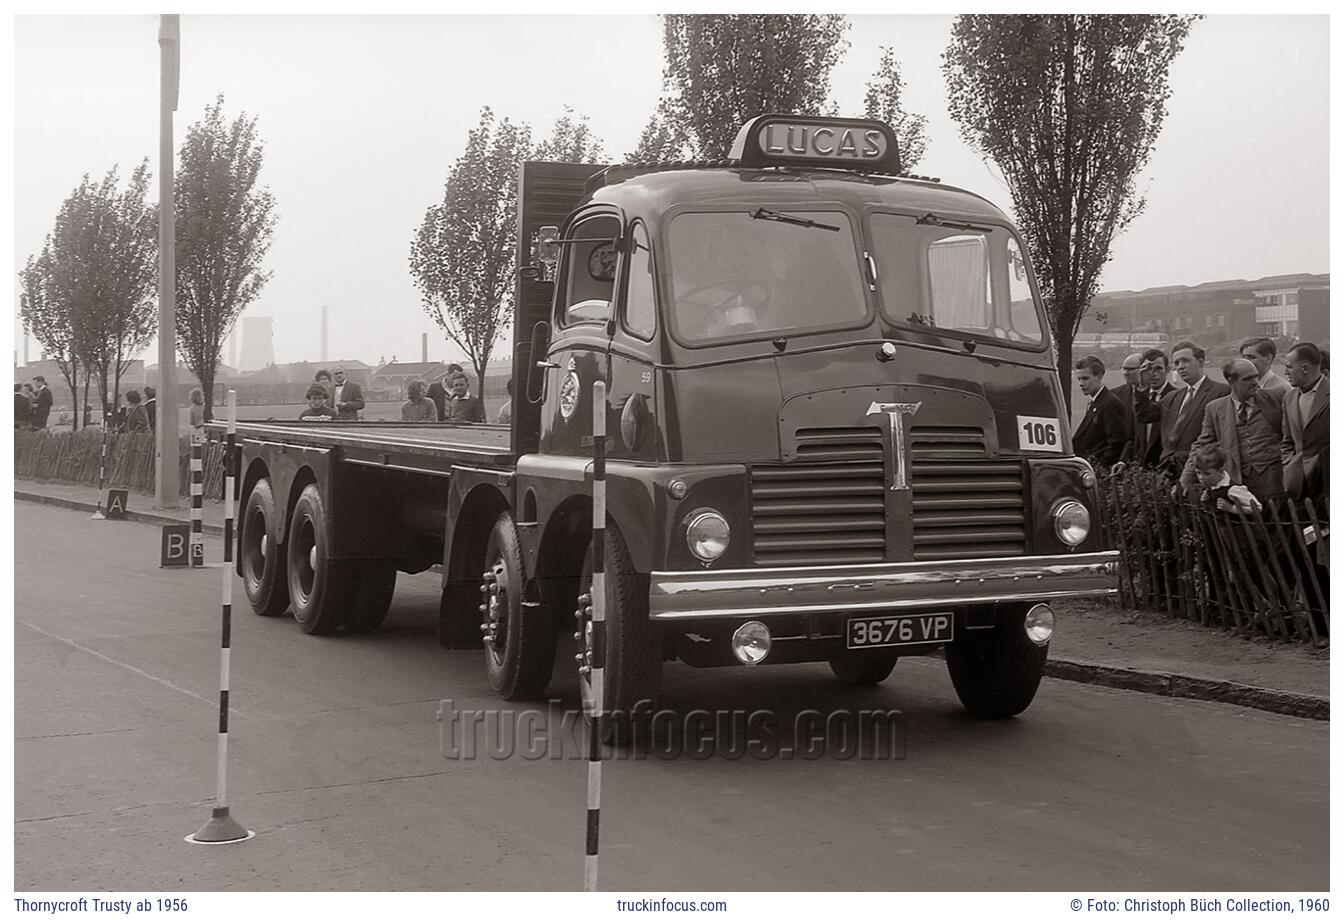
[156,14,181,509]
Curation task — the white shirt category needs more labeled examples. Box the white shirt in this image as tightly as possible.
[333,383,345,405]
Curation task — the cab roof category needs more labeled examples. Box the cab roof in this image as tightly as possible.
[582,165,1011,228]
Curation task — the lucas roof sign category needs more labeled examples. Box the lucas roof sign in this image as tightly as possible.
[729,115,903,174]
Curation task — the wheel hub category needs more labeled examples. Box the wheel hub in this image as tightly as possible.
[479,560,507,652]
[260,534,268,557]
[309,545,317,571]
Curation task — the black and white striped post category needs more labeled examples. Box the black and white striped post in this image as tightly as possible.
[189,433,204,566]
[90,412,110,520]
[584,379,607,891]
[188,389,252,845]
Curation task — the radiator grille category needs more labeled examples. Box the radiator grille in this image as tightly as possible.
[911,427,1026,561]
[751,427,885,567]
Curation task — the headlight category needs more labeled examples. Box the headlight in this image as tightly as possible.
[686,510,730,562]
[1052,500,1090,547]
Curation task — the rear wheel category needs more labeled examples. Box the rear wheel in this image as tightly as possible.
[944,605,1047,718]
[344,561,397,633]
[241,478,289,616]
[481,513,556,700]
[828,653,898,686]
[577,521,662,743]
[286,484,355,636]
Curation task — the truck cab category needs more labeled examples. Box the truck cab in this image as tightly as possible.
[506,115,1117,724]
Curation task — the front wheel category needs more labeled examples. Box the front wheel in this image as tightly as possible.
[944,606,1048,718]
[481,513,555,700]
[828,652,898,686]
[577,521,662,743]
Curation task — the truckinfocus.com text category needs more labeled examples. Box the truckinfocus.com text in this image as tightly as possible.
[436,701,907,761]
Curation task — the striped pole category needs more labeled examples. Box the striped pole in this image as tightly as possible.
[584,379,607,891]
[189,434,204,566]
[91,412,110,519]
[188,389,251,845]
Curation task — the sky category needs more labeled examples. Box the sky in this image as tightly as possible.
[10,13,1331,370]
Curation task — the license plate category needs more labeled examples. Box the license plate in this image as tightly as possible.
[846,612,954,649]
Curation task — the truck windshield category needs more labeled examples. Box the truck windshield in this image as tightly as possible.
[868,213,1045,347]
[666,210,868,344]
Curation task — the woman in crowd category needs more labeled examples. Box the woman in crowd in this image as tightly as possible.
[401,380,436,422]
[188,388,206,435]
[121,390,150,433]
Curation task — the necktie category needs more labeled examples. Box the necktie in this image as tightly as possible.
[1237,401,1250,426]
[1175,386,1197,429]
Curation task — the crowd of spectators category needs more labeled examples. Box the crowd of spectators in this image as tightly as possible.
[297,362,507,425]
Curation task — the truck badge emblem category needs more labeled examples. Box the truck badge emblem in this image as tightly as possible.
[559,356,580,420]
[866,401,922,491]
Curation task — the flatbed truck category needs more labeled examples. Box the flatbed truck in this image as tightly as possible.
[217,115,1118,727]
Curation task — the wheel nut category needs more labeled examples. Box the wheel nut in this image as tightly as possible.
[578,593,591,606]
[579,665,591,676]
[573,631,582,641]
[478,604,487,614]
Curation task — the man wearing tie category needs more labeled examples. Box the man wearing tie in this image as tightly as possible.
[1123,348,1183,470]
[1281,341,1329,503]
[1071,355,1128,468]
[1179,358,1284,504]
[1240,337,1291,394]
[1138,340,1230,477]
[1111,352,1142,463]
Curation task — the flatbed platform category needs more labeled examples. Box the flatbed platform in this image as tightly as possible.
[206,420,514,472]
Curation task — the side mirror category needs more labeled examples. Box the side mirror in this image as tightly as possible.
[525,320,552,406]
[537,226,560,269]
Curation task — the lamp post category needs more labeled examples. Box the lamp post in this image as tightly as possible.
[156,14,181,509]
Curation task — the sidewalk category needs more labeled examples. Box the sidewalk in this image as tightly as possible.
[14,477,1329,719]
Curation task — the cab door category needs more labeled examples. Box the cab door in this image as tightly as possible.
[539,208,623,458]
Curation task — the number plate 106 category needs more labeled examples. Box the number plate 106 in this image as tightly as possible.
[847,612,954,649]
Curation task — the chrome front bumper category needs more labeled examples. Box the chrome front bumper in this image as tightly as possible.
[648,551,1119,621]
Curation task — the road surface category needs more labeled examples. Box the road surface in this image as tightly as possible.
[13,502,1329,890]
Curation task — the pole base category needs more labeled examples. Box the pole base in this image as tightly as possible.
[186,807,253,845]
[90,510,105,520]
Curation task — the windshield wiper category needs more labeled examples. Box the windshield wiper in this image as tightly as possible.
[916,212,996,234]
[752,208,840,232]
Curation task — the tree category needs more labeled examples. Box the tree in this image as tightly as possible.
[409,107,532,398]
[863,46,930,171]
[175,94,277,420]
[635,14,850,160]
[534,106,606,163]
[19,250,83,428]
[943,15,1198,396]
[78,162,159,420]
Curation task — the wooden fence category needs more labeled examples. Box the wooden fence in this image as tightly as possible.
[15,428,229,501]
[1099,468,1329,644]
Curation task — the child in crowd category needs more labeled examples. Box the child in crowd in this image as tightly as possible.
[299,384,338,420]
[1193,445,1262,515]
[401,380,436,421]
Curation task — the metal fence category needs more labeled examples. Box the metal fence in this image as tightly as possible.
[1099,468,1329,644]
[14,428,229,501]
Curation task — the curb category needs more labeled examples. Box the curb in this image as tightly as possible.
[15,490,225,537]
[14,488,1331,721]
[1044,659,1329,721]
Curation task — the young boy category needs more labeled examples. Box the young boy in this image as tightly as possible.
[299,384,338,420]
[1192,445,1262,514]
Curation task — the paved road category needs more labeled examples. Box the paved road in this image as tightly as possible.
[13,502,1329,891]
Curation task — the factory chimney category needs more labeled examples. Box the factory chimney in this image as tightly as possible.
[422,332,428,364]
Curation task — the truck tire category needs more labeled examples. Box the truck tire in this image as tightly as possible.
[241,478,289,617]
[286,484,355,636]
[828,653,898,686]
[578,521,662,743]
[481,513,555,700]
[944,606,1047,718]
[344,561,397,633]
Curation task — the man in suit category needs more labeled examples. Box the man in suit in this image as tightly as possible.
[1239,336,1290,395]
[1281,341,1329,503]
[1179,358,1284,503]
[1111,353,1142,463]
[331,367,365,421]
[1072,355,1128,468]
[30,375,52,429]
[1137,340,1230,477]
[1122,348,1183,470]
[14,383,32,428]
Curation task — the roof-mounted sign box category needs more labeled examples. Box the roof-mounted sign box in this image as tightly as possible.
[728,115,903,174]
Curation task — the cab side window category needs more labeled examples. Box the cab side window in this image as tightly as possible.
[562,214,620,326]
[624,222,657,340]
